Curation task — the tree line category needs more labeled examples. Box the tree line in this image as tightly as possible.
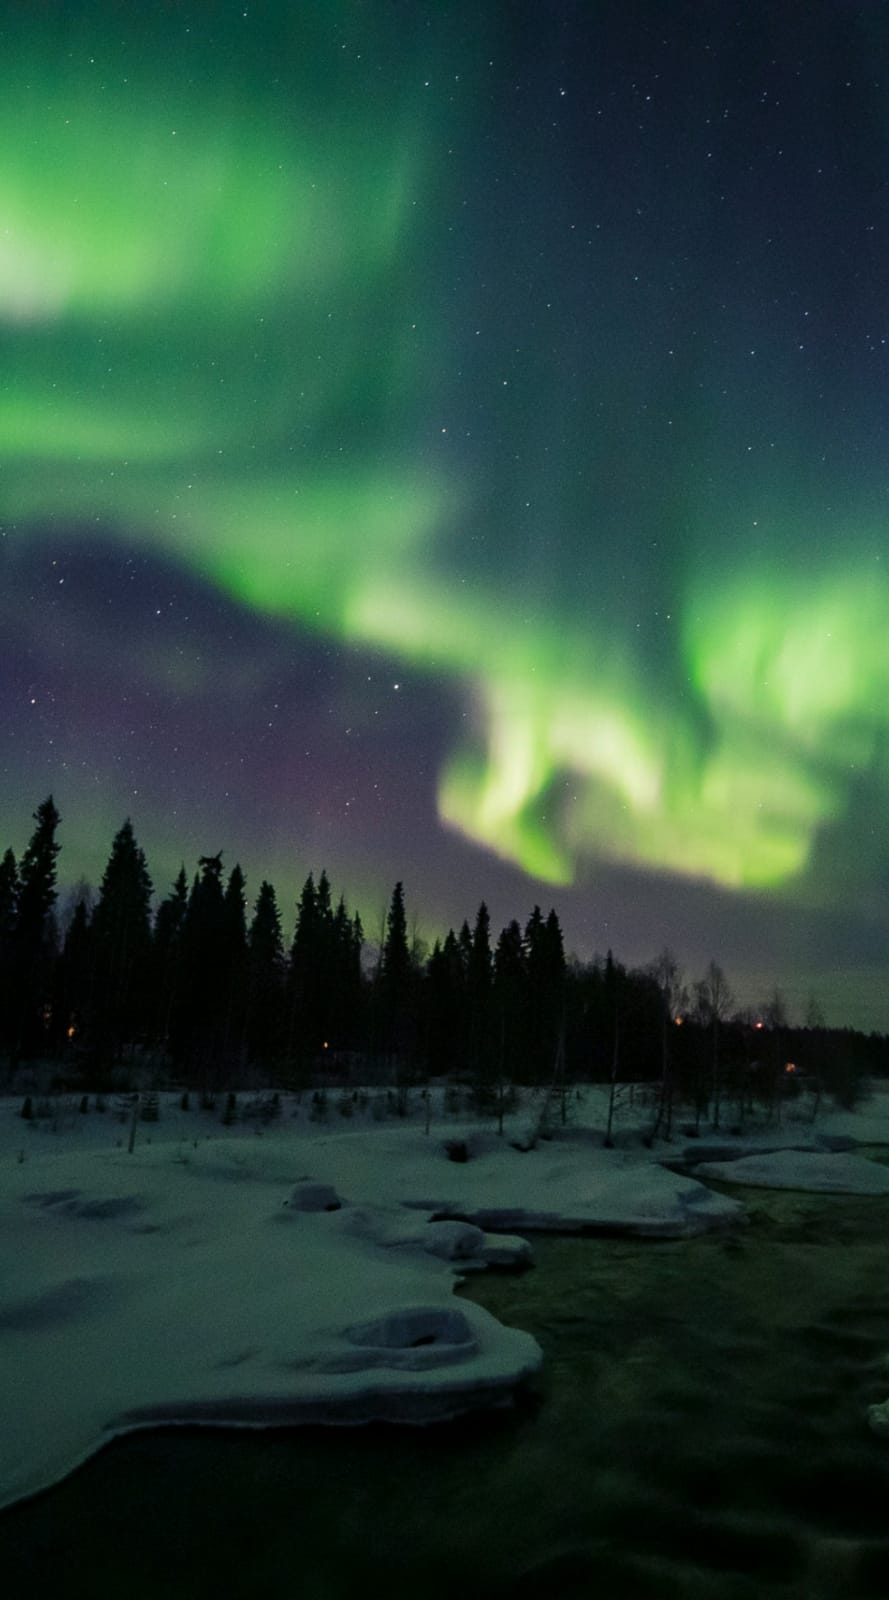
[2,798,885,1125]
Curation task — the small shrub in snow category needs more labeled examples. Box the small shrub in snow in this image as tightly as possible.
[78,1095,89,1115]
[222,1092,237,1126]
[443,1084,462,1115]
[140,1092,159,1122]
[20,1097,33,1121]
[444,1139,469,1163]
[309,1088,328,1121]
[242,1091,281,1122]
[470,1082,499,1116]
[392,1085,411,1117]
[180,1091,190,1112]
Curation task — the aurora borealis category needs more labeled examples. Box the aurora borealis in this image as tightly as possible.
[2,1,888,1025]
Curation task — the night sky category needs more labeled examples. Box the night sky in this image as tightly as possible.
[2,1,888,1027]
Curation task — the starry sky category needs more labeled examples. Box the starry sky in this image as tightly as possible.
[2,0,888,1028]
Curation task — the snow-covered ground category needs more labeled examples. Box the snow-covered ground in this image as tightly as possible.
[3,1081,889,1511]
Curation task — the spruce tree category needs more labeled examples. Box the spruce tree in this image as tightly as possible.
[331,894,363,1053]
[288,872,320,1071]
[522,906,546,1082]
[469,903,492,995]
[153,866,188,1052]
[0,849,17,944]
[494,918,526,1080]
[89,819,153,1064]
[171,853,227,1076]
[312,869,338,1050]
[380,881,414,1075]
[468,902,493,1100]
[221,864,248,1067]
[457,919,473,976]
[223,865,248,964]
[11,797,61,1065]
[521,905,566,1084]
[246,880,285,1067]
[382,881,411,996]
[0,849,18,1057]
[287,872,364,1070]
[426,929,466,1077]
[55,896,92,1060]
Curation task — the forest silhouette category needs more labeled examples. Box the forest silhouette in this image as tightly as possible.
[2,799,885,1128]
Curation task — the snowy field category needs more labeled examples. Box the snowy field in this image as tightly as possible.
[3,1081,889,1512]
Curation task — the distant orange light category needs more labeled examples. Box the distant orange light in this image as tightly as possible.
[755,1020,764,1030]
[674,1016,683,1026]
[785,1062,797,1074]
[323,1041,328,1049]
[67,1025,76,1039]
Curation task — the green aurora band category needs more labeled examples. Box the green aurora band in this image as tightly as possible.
[3,6,888,901]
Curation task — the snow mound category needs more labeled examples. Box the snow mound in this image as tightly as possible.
[286,1181,342,1212]
[339,1207,532,1270]
[0,1276,113,1332]
[323,1306,478,1371]
[24,1189,145,1221]
[421,1220,487,1260]
[477,1232,533,1268]
[694,1149,889,1194]
[347,1304,474,1351]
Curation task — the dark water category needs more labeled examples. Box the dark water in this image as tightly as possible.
[2,1183,889,1599]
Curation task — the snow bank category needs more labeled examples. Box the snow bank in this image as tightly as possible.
[285,1125,744,1238]
[693,1148,889,1194]
[0,1133,540,1512]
